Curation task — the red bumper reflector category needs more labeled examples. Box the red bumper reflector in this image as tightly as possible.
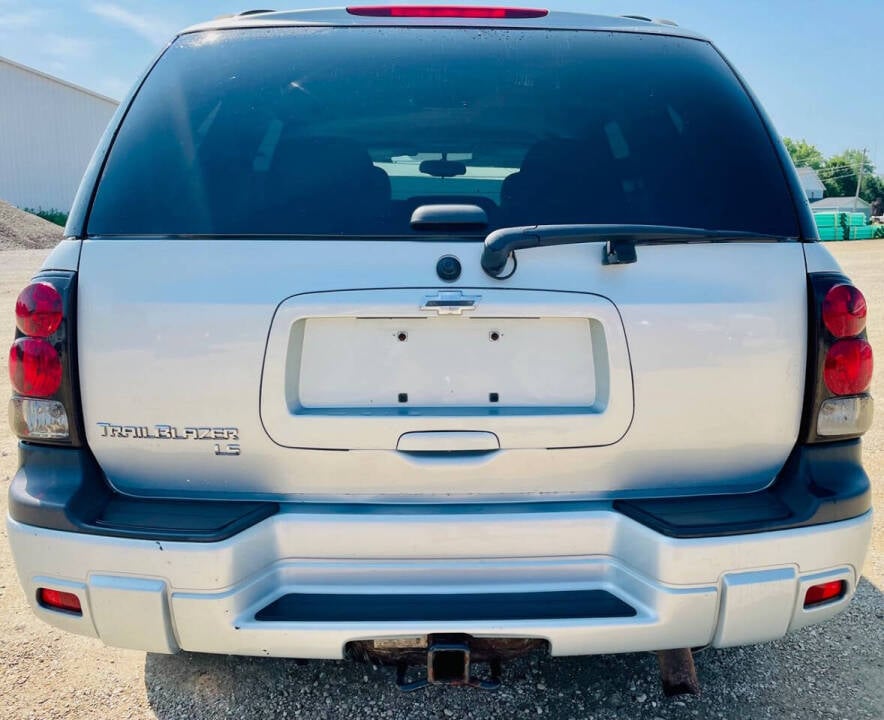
[347,6,548,18]
[38,588,82,614]
[804,580,846,607]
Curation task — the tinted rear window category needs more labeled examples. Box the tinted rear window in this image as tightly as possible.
[88,27,799,237]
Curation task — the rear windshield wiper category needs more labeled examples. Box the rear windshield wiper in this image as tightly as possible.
[481,224,794,277]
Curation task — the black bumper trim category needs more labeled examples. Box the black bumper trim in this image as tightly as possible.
[615,440,871,538]
[8,443,277,542]
[255,589,635,622]
[8,439,870,543]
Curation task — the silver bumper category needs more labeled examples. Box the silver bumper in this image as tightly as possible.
[7,508,872,658]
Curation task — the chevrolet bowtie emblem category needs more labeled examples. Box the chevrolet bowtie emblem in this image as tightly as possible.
[420,290,481,315]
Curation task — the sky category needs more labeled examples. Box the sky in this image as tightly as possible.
[1,0,882,168]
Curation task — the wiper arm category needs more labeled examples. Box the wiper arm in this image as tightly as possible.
[481,224,791,277]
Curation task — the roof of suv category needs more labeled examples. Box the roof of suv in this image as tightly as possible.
[182,7,707,41]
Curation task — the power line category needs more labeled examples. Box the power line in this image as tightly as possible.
[799,161,865,175]
[816,170,860,182]
[796,165,870,182]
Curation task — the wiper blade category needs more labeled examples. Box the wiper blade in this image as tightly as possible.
[481,224,793,277]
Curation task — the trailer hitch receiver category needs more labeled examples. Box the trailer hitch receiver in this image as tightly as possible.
[396,642,501,692]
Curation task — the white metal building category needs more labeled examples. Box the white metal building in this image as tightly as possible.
[809,196,873,220]
[795,167,825,202]
[0,56,118,213]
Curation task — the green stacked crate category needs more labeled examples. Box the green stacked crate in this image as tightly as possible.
[812,212,875,241]
[814,212,837,228]
[851,226,876,240]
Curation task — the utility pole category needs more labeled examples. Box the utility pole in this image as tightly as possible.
[853,147,867,213]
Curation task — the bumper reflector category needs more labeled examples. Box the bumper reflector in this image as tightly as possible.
[8,396,70,440]
[804,580,846,608]
[38,588,82,614]
[816,395,873,437]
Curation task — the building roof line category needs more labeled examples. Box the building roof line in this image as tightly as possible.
[810,196,872,208]
[0,55,120,106]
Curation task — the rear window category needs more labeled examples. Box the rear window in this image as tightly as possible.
[88,27,799,237]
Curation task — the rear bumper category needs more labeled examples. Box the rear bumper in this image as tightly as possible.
[7,439,873,657]
[6,507,872,658]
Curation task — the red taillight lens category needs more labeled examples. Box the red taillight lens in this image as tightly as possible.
[15,282,63,337]
[804,580,846,607]
[822,284,867,338]
[347,6,548,18]
[8,337,62,397]
[37,588,82,614]
[824,338,873,395]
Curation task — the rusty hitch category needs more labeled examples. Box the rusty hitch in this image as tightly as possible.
[395,642,502,692]
[656,648,700,697]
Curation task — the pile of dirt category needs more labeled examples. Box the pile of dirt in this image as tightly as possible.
[0,199,63,250]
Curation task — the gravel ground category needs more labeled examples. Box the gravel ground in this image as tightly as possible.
[0,243,882,720]
[0,200,63,250]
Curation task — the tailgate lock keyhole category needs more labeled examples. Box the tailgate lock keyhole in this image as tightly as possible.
[489,331,501,341]
[396,331,408,342]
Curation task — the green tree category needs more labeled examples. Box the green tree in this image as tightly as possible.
[783,137,825,170]
[860,174,884,207]
[785,138,884,209]
[817,149,875,199]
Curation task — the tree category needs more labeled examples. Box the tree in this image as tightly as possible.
[817,149,875,199]
[861,174,884,207]
[782,137,825,170]
[783,138,883,208]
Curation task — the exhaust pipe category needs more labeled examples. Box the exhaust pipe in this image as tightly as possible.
[656,648,700,697]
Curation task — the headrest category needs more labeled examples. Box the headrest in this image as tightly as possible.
[268,136,377,191]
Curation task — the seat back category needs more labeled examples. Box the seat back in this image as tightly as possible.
[501,138,625,226]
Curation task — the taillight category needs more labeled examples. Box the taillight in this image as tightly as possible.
[15,281,63,337]
[824,339,873,395]
[822,284,867,338]
[8,397,70,439]
[8,337,62,397]
[804,273,874,442]
[346,6,548,18]
[7,272,80,445]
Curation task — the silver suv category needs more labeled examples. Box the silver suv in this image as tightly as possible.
[6,6,873,696]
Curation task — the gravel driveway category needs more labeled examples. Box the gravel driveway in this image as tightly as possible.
[1,244,882,720]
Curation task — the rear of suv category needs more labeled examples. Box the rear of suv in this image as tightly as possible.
[6,7,874,694]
